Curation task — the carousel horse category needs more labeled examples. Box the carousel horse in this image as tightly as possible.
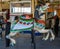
[34,9,55,41]
[34,2,55,41]
[6,3,55,47]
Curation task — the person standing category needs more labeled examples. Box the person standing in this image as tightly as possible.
[5,18,11,47]
[54,15,59,37]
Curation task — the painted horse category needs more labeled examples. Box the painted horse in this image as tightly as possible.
[6,3,55,47]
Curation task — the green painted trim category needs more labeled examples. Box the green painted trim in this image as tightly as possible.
[10,26,33,32]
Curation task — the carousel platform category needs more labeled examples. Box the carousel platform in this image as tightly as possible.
[0,30,60,49]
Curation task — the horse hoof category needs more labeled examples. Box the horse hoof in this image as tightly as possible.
[42,38,45,40]
[42,38,48,40]
[44,38,48,40]
[50,37,55,41]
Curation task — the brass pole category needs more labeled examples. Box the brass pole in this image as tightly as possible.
[0,0,2,11]
[31,0,35,18]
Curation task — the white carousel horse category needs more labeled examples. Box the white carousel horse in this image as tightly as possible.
[6,3,55,46]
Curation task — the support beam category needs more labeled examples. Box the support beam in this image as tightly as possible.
[0,0,2,11]
[35,0,38,6]
[31,0,35,18]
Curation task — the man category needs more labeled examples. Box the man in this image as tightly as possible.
[54,15,59,37]
[5,18,11,47]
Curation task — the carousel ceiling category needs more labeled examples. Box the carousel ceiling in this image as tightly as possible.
[0,0,60,10]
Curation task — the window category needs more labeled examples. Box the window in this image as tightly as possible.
[12,7,31,14]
